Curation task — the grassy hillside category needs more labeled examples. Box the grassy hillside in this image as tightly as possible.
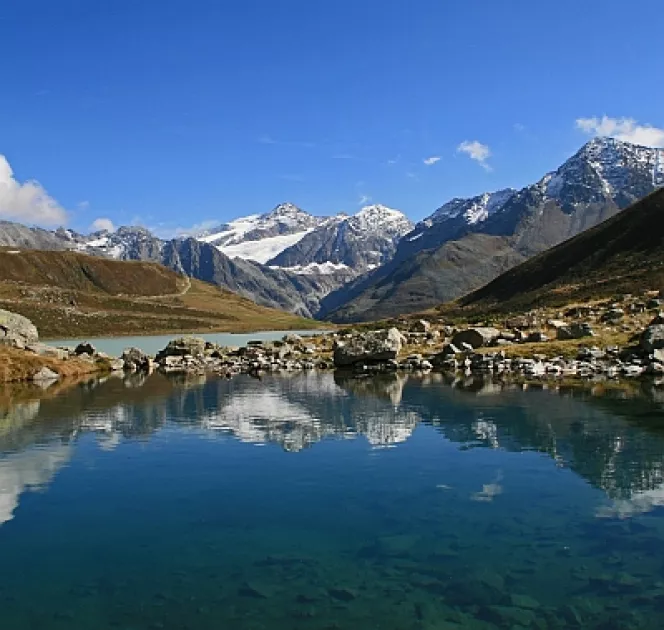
[0,249,322,338]
[450,188,664,315]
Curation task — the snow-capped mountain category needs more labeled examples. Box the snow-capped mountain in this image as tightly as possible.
[324,137,661,322]
[196,202,324,264]
[266,204,413,275]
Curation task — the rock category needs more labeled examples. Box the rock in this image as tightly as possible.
[333,328,403,367]
[156,336,206,360]
[74,342,96,356]
[451,327,501,349]
[109,358,124,371]
[526,331,548,343]
[31,366,59,382]
[0,309,39,349]
[653,348,664,364]
[283,333,303,345]
[411,319,431,333]
[122,347,151,371]
[505,315,536,329]
[556,322,594,340]
[328,587,357,602]
[641,325,664,352]
[602,307,625,322]
[25,343,68,360]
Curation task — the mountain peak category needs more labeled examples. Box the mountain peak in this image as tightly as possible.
[429,188,515,225]
[262,202,309,219]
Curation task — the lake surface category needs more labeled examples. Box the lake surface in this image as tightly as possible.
[1,372,664,629]
[45,329,323,357]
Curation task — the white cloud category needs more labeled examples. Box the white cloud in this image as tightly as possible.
[576,116,664,148]
[0,155,67,226]
[457,140,492,171]
[423,156,441,166]
[90,217,115,232]
[513,123,525,132]
[358,194,372,205]
[77,200,90,210]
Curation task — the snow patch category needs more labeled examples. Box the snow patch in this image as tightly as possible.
[219,229,313,264]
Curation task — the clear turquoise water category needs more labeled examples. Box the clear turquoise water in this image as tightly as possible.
[44,329,323,357]
[1,372,664,629]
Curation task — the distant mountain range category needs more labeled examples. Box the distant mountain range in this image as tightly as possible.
[321,137,660,321]
[0,137,659,320]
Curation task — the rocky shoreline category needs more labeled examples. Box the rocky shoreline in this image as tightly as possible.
[2,290,664,386]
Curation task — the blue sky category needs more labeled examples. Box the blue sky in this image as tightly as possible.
[0,0,663,234]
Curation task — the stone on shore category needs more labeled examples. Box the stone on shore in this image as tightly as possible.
[122,347,151,372]
[451,327,501,349]
[641,325,664,352]
[333,328,403,367]
[0,309,39,349]
[31,366,59,382]
[156,336,206,360]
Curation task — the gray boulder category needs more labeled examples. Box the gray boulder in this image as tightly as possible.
[0,309,39,349]
[451,327,501,349]
[122,347,151,371]
[156,336,206,360]
[641,325,664,352]
[333,328,403,367]
[556,322,594,340]
[31,366,59,382]
[25,343,69,360]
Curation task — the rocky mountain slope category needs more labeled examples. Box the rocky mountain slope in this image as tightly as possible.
[457,187,664,312]
[324,137,660,322]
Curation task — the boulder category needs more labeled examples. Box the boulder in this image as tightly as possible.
[642,325,664,352]
[333,328,403,367]
[122,347,151,371]
[25,343,69,360]
[74,342,96,356]
[283,333,303,345]
[31,366,59,382]
[451,327,500,349]
[556,322,594,340]
[109,358,125,371]
[156,336,206,360]
[411,319,431,333]
[0,309,39,349]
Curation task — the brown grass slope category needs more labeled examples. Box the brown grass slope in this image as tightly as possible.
[0,248,182,296]
[0,249,321,338]
[456,188,664,313]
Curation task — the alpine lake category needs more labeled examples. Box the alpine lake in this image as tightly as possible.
[2,358,664,629]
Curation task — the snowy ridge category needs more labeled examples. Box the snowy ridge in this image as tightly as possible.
[429,189,515,225]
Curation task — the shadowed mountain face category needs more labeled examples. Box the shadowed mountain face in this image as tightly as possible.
[458,187,664,311]
[323,138,660,322]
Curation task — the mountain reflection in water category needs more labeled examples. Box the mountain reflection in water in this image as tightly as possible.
[2,371,664,525]
[3,372,664,629]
